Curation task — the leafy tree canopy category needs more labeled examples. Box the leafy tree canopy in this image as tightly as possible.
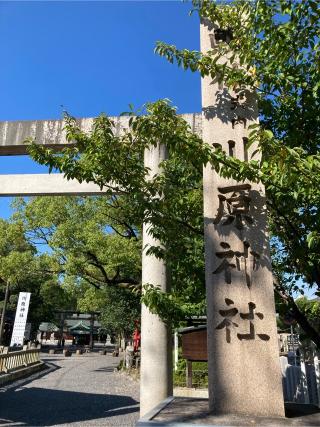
[0,218,75,339]
[13,196,142,290]
[155,0,320,303]
[25,1,320,344]
[12,196,143,337]
[26,106,207,325]
[77,284,140,337]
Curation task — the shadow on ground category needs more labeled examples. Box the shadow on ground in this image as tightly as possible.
[0,387,139,426]
[285,403,320,418]
[93,366,116,373]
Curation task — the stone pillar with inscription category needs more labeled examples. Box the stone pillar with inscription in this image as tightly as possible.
[201,19,285,417]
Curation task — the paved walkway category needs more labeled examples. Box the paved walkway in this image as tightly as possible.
[149,397,320,426]
[0,353,140,427]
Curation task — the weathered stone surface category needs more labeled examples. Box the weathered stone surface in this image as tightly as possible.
[0,174,106,197]
[139,112,203,417]
[0,114,201,155]
[201,19,284,417]
[140,144,172,417]
[142,397,320,426]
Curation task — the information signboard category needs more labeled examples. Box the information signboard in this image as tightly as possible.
[10,292,31,346]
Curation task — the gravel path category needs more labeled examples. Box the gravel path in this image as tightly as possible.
[0,353,140,427]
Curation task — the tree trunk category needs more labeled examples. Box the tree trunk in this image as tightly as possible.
[0,282,10,345]
[289,299,320,349]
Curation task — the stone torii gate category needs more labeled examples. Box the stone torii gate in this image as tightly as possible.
[0,113,201,417]
[0,19,284,421]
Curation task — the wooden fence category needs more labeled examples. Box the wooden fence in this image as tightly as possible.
[0,348,41,374]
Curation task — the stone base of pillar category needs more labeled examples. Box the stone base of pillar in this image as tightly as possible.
[140,305,172,417]
[137,397,320,426]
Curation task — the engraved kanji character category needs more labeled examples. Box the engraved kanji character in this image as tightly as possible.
[213,241,260,288]
[216,298,239,343]
[214,184,253,230]
[232,116,247,129]
[237,302,270,341]
[212,242,237,284]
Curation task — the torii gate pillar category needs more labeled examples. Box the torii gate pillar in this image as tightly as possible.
[140,144,172,417]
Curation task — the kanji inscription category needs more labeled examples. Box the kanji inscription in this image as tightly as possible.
[216,299,270,343]
[212,241,260,288]
[201,19,284,416]
[237,302,270,342]
[232,116,247,129]
[216,298,238,343]
[214,184,253,230]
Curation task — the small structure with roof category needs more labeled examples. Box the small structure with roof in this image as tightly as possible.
[38,312,102,347]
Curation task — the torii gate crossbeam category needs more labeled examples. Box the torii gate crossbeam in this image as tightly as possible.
[0,174,105,197]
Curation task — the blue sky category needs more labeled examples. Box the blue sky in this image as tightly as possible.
[0,2,316,301]
[0,0,200,218]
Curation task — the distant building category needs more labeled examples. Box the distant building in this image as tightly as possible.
[38,314,103,345]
